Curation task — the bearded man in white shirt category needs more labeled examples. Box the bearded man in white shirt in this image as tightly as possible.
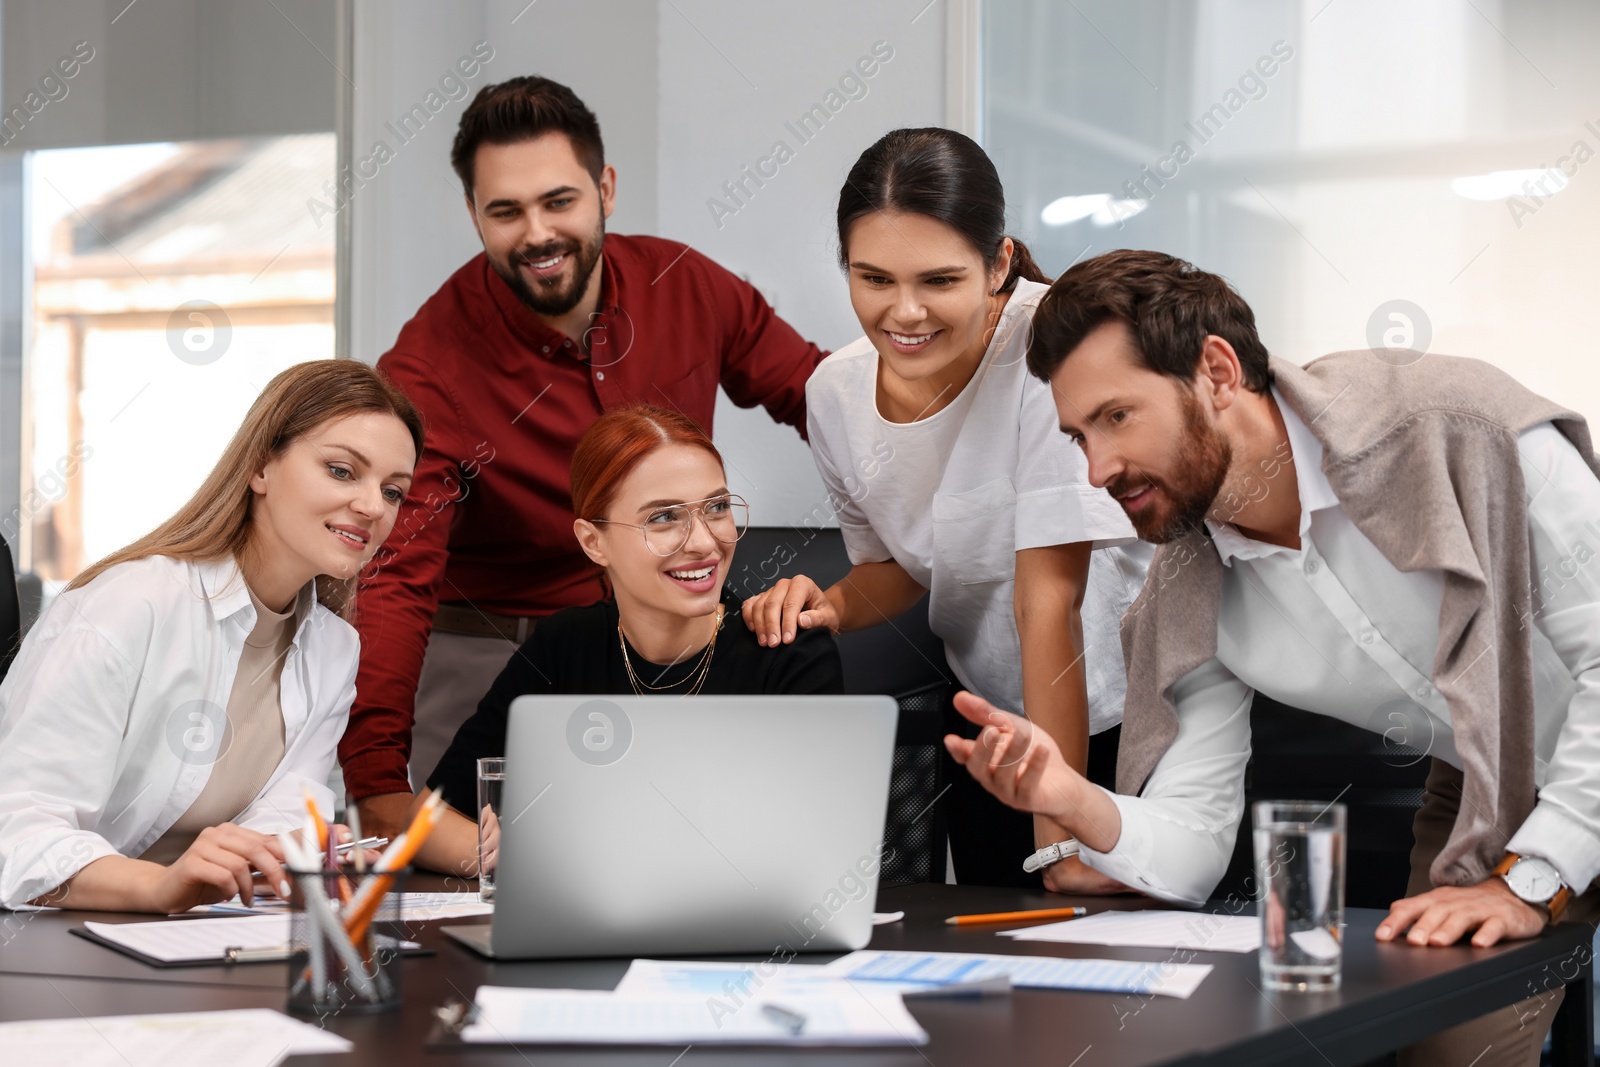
[945,248,1600,1067]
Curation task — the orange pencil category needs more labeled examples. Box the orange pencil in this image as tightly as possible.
[945,906,1089,926]
[302,788,330,851]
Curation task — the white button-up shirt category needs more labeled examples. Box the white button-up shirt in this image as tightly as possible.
[1080,393,1600,904]
[0,555,357,907]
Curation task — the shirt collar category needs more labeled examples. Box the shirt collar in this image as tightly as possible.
[194,556,319,641]
[483,246,620,361]
[1206,386,1341,565]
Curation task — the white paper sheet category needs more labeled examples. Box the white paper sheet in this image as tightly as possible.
[614,959,835,996]
[1000,910,1262,954]
[367,892,494,921]
[189,891,493,921]
[0,1008,350,1067]
[461,985,928,1046]
[85,915,295,963]
[615,958,1015,1002]
[822,949,1214,999]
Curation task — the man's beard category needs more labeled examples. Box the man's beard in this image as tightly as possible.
[490,217,605,317]
[1107,389,1232,544]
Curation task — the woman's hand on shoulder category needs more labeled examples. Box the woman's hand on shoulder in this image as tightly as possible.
[741,575,841,646]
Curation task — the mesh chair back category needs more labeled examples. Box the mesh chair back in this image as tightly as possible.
[878,680,951,887]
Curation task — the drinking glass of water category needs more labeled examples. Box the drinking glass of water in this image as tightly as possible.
[1254,800,1346,992]
[476,757,506,903]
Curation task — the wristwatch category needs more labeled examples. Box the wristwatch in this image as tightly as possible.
[1493,852,1572,923]
[1023,838,1081,874]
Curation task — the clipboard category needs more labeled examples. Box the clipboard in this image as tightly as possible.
[69,923,431,968]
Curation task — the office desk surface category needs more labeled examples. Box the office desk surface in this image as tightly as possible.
[0,880,1590,1066]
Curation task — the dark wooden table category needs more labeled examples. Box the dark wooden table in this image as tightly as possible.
[0,879,1591,1065]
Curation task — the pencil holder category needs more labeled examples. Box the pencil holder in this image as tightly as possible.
[287,865,409,1016]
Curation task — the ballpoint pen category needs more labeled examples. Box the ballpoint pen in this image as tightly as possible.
[223,945,291,964]
[760,1003,808,1036]
[337,836,389,855]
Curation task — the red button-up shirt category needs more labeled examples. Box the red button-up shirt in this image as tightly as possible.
[340,234,825,799]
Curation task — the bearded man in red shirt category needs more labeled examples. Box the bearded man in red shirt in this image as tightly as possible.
[342,76,825,837]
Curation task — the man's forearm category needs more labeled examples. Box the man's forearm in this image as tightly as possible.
[1044,769,1123,855]
[355,791,417,843]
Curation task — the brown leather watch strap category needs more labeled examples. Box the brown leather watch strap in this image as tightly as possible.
[1548,885,1573,924]
[1494,852,1572,923]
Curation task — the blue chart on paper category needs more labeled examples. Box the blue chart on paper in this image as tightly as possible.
[835,951,1186,994]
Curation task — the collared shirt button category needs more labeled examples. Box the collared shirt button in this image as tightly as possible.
[596,371,605,381]
[1416,684,1432,698]
[541,345,550,354]
[563,339,572,347]
[1359,630,1374,644]
[1305,557,1319,574]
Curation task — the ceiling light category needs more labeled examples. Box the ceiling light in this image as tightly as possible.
[1041,194,1111,226]
[1092,198,1148,226]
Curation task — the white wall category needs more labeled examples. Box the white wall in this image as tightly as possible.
[0,0,336,149]
[347,0,952,525]
[346,0,658,365]
[656,0,947,522]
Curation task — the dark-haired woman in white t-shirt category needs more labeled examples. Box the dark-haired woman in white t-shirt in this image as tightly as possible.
[743,128,1149,891]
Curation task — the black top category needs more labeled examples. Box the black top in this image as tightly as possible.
[426,590,844,812]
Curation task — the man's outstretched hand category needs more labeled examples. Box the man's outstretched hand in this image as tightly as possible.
[945,690,1131,890]
[944,689,1077,823]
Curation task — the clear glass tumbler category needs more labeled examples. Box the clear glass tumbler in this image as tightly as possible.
[1254,800,1346,992]
[477,757,506,902]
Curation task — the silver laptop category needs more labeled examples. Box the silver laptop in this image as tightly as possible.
[442,694,898,959]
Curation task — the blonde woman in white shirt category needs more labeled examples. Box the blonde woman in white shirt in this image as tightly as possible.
[0,360,422,913]
[742,128,1149,890]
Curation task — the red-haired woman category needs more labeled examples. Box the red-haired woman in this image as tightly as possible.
[412,405,843,874]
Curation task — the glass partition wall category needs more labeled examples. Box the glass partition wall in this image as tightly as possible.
[984,0,1600,419]
[0,0,338,613]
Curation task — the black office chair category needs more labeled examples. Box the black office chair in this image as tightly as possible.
[878,679,951,887]
[0,537,20,684]
[733,527,954,886]
[1212,695,1430,910]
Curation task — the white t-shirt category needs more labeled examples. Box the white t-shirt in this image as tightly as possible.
[805,279,1150,732]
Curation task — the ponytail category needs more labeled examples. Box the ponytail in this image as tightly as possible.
[999,236,1051,292]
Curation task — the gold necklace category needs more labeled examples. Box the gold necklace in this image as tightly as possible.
[618,604,725,696]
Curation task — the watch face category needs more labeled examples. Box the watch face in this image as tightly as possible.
[1505,857,1561,902]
